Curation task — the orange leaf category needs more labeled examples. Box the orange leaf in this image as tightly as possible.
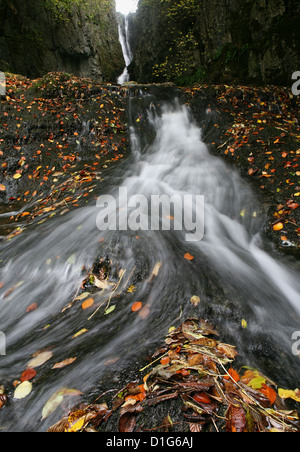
[260,384,277,405]
[160,356,170,365]
[184,253,194,261]
[82,298,94,310]
[288,203,299,210]
[131,301,143,312]
[176,369,190,376]
[224,368,240,383]
[125,395,140,402]
[273,222,284,231]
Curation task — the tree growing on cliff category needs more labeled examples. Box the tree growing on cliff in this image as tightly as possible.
[151,0,204,85]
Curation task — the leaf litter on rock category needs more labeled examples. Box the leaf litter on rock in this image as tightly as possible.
[48,318,300,432]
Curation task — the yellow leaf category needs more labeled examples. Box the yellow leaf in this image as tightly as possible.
[278,388,300,402]
[241,319,247,329]
[65,411,86,432]
[13,173,22,180]
[75,292,91,301]
[127,285,136,293]
[42,388,82,419]
[72,329,88,339]
[190,295,201,306]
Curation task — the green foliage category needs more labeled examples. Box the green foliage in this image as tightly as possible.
[163,0,201,24]
[152,30,201,85]
[45,0,113,22]
[175,67,206,86]
[150,0,203,85]
[45,0,80,20]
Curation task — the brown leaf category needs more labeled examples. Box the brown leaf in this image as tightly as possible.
[138,303,151,319]
[47,417,68,433]
[146,391,178,407]
[217,343,238,360]
[26,303,38,313]
[119,404,143,432]
[119,413,137,432]
[226,405,246,432]
[52,357,77,369]
[187,353,204,367]
[174,380,214,393]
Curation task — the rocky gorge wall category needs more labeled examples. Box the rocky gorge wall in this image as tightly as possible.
[0,0,124,82]
[130,0,300,86]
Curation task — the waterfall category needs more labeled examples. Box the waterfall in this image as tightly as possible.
[117,14,133,84]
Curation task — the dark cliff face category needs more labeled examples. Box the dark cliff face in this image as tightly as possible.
[130,0,300,86]
[0,0,124,82]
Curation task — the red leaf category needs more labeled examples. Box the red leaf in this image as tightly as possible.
[193,392,211,404]
[20,368,37,382]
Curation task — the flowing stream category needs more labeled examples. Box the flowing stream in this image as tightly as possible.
[0,91,300,431]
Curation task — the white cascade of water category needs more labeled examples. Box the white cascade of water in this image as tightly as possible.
[117,14,133,85]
